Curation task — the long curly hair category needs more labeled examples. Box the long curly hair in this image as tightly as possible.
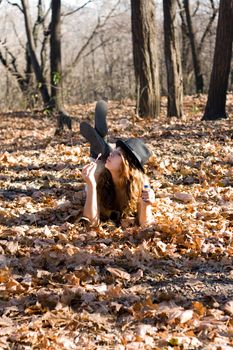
[97,149,146,219]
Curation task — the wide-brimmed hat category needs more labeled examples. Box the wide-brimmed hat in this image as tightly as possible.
[116,138,151,172]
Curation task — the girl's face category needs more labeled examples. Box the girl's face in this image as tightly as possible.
[105,147,123,173]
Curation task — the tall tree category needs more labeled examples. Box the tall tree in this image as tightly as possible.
[183,0,204,93]
[131,0,160,117]
[0,0,47,108]
[202,0,233,120]
[177,0,218,94]
[163,0,183,118]
[20,0,72,132]
[21,0,51,107]
[50,0,72,134]
[50,0,62,110]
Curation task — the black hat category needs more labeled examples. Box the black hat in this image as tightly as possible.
[116,138,151,172]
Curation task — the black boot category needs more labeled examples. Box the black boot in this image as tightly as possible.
[94,100,108,139]
[80,122,111,160]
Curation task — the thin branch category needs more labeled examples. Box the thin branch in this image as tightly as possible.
[41,4,51,23]
[6,0,23,12]
[71,0,121,67]
[0,50,15,73]
[40,28,50,73]
[209,0,216,11]
[0,45,28,91]
[10,17,25,50]
[177,0,189,37]
[192,0,200,16]
[0,40,17,72]
[63,37,113,79]
[72,20,100,67]
[62,0,93,17]
[198,1,218,52]
[33,0,43,47]
[83,37,113,58]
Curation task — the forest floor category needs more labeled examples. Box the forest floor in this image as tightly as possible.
[0,95,233,350]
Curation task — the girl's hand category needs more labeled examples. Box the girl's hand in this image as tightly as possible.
[141,186,155,205]
[82,162,97,186]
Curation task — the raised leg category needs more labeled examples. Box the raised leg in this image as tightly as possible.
[94,100,108,138]
[80,122,111,160]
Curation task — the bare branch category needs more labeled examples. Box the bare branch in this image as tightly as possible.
[62,0,93,17]
[177,0,189,37]
[10,17,25,50]
[192,0,200,17]
[33,0,44,47]
[21,0,51,105]
[41,3,51,23]
[0,43,28,91]
[63,36,113,80]
[198,1,218,52]
[70,0,121,66]
[40,27,50,74]
[6,0,23,12]
[209,0,216,12]
[0,40,18,73]
[83,37,113,58]
[72,21,100,67]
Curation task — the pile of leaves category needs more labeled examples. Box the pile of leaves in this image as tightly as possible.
[0,95,233,349]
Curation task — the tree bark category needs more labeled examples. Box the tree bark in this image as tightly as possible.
[50,0,62,110]
[163,0,183,118]
[131,0,160,117]
[21,0,50,107]
[202,0,233,120]
[183,0,204,93]
[50,0,72,134]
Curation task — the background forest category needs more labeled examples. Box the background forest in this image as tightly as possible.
[0,0,232,110]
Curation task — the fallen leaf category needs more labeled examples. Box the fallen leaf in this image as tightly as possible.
[174,192,195,203]
[106,266,131,280]
[224,300,233,315]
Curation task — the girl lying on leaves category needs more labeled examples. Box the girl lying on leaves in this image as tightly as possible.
[79,100,155,227]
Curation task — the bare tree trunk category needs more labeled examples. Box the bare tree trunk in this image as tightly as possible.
[177,0,189,93]
[202,0,233,120]
[50,0,72,134]
[163,0,183,118]
[21,0,50,107]
[183,0,204,93]
[131,0,160,117]
[0,0,50,109]
[50,0,62,110]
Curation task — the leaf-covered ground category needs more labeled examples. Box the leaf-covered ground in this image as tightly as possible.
[0,95,233,350]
